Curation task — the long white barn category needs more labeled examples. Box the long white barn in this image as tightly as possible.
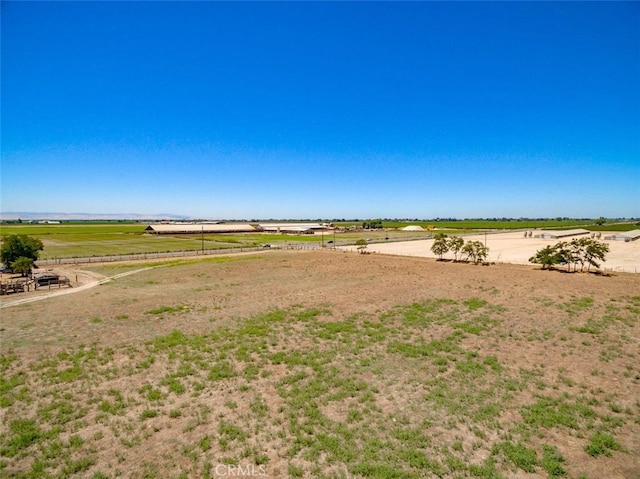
[145,224,257,234]
[258,223,329,234]
[604,229,640,241]
[533,229,590,239]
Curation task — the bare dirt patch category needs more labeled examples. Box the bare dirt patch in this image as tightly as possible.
[1,250,638,478]
[344,231,640,273]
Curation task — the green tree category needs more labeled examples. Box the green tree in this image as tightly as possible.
[431,233,449,260]
[362,219,383,230]
[529,245,561,270]
[474,242,489,263]
[569,239,586,272]
[529,238,609,273]
[355,239,368,254]
[461,240,489,264]
[1,235,44,268]
[447,236,465,262]
[11,257,35,277]
[583,239,609,272]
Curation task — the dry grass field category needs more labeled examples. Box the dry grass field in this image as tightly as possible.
[1,250,639,478]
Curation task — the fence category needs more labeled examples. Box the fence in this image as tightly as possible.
[35,244,322,267]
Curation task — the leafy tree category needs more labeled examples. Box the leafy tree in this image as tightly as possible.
[447,236,465,261]
[582,239,609,272]
[569,239,586,272]
[1,235,44,267]
[461,241,489,264]
[431,233,449,260]
[362,219,383,229]
[550,241,573,272]
[529,245,561,270]
[529,238,609,272]
[570,237,609,272]
[474,242,489,263]
[11,257,35,276]
[355,239,368,254]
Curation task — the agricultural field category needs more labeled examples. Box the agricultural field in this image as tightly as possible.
[0,224,322,261]
[1,220,637,262]
[1,250,639,478]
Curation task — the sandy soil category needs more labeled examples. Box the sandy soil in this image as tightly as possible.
[341,231,640,273]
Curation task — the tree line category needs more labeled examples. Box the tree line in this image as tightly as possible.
[529,237,609,272]
[430,234,490,264]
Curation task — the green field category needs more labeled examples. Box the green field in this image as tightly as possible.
[1,219,637,261]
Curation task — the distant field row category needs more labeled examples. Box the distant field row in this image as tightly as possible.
[1,220,636,260]
[374,219,637,231]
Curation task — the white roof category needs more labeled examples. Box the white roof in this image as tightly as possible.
[621,229,640,239]
[604,229,640,240]
[536,229,590,238]
[259,223,326,231]
[146,224,256,233]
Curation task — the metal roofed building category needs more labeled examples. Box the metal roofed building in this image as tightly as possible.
[604,229,640,241]
[258,223,330,234]
[533,229,590,239]
[145,224,257,234]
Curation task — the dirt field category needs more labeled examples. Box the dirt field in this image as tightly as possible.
[341,231,640,274]
[1,250,639,478]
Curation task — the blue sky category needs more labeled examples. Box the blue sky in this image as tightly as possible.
[2,1,639,220]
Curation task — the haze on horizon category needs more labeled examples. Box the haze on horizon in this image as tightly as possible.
[1,2,639,220]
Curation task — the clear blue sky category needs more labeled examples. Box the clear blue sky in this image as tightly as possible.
[2,1,639,220]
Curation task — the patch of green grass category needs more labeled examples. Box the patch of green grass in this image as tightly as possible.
[560,297,594,317]
[144,304,190,316]
[464,298,488,311]
[571,319,604,335]
[140,409,159,420]
[208,361,236,381]
[584,431,622,457]
[541,444,567,477]
[521,396,596,430]
[218,421,247,445]
[0,418,42,457]
[494,441,538,473]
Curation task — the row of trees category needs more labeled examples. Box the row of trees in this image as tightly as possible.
[430,234,490,264]
[529,238,609,272]
[362,219,383,230]
[0,235,44,276]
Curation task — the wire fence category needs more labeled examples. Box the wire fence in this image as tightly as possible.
[35,244,324,267]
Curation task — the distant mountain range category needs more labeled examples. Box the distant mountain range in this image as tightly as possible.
[0,212,191,221]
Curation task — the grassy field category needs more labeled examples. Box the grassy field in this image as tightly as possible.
[1,220,637,261]
[0,224,421,260]
[1,251,638,478]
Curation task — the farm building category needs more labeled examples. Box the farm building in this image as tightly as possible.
[604,229,640,241]
[145,223,257,234]
[258,223,329,234]
[533,229,590,239]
